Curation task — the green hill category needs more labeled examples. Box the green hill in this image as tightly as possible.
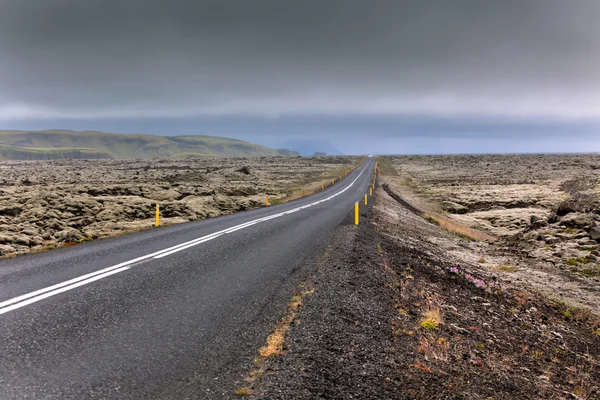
[0,130,299,160]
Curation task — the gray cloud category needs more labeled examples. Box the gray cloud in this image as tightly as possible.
[0,0,599,121]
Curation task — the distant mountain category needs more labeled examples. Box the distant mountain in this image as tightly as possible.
[282,139,342,156]
[0,130,299,160]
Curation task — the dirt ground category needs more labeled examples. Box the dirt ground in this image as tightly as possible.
[378,154,600,312]
[0,156,361,257]
[246,171,600,400]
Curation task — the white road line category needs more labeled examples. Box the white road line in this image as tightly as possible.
[0,267,130,315]
[0,163,370,315]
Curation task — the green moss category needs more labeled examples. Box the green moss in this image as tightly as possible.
[566,257,587,266]
[497,264,518,272]
[420,318,439,330]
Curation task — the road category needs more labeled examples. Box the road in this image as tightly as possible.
[0,156,376,399]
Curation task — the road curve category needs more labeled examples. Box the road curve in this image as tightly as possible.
[0,156,376,399]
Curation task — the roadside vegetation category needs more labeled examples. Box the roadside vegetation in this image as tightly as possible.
[0,156,363,258]
[247,158,599,399]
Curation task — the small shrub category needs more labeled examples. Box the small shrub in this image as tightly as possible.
[497,264,518,272]
[421,318,439,330]
[567,257,587,266]
[563,309,573,319]
[478,257,486,264]
[234,387,253,396]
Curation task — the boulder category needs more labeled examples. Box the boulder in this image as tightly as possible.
[555,199,577,216]
[0,244,15,255]
[0,205,23,217]
[442,201,469,214]
[559,213,594,229]
[12,235,31,246]
[148,189,181,201]
[589,226,600,241]
[54,228,85,243]
[21,228,39,237]
[530,220,548,229]
[235,166,251,175]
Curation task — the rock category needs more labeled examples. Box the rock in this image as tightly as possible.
[0,244,15,255]
[41,232,54,240]
[530,215,543,223]
[589,226,600,241]
[235,166,251,175]
[442,201,469,214]
[221,186,259,196]
[530,220,547,229]
[555,233,572,240]
[54,228,85,243]
[559,213,593,229]
[148,189,181,201]
[555,200,577,216]
[585,254,598,262]
[21,228,39,237]
[545,236,558,244]
[449,323,469,335]
[29,236,44,246]
[12,235,30,246]
[0,205,23,217]
[44,210,61,220]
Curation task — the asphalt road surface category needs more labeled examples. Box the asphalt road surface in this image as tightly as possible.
[0,156,376,399]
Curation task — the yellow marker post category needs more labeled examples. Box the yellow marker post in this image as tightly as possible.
[266,196,269,206]
[332,179,334,185]
[364,194,368,205]
[155,204,160,227]
[370,187,372,196]
[355,202,359,225]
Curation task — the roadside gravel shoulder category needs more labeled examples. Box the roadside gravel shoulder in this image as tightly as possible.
[251,184,600,399]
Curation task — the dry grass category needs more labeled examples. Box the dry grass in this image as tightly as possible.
[234,387,253,397]
[258,295,303,358]
[423,212,495,242]
[497,264,519,273]
[258,323,289,358]
[376,156,398,176]
[237,285,314,395]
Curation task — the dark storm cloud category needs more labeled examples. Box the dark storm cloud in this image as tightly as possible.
[0,0,599,120]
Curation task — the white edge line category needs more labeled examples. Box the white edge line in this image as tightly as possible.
[0,267,131,315]
[0,163,370,314]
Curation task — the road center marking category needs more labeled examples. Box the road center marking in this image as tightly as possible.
[0,163,370,315]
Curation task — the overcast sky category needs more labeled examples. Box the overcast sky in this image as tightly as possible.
[0,0,599,154]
